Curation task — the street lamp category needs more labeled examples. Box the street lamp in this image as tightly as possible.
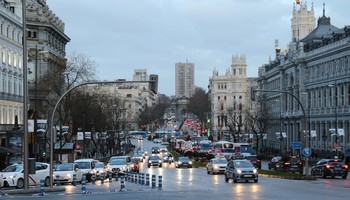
[302,92,311,149]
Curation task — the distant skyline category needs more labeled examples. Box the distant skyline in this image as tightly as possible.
[46,0,350,96]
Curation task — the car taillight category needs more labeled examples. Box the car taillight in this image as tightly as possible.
[342,165,348,169]
[257,160,261,163]
[326,164,334,169]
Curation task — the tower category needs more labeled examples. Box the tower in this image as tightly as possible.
[291,1,316,41]
[175,60,195,99]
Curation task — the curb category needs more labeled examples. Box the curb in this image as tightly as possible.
[259,174,317,180]
[2,186,66,195]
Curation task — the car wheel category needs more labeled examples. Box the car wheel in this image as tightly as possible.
[44,177,50,187]
[342,175,347,179]
[160,164,162,168]
[16,178,24,189]
[322,170,326,178]
[331,174,335,178]
[254,179,258,183]
[233,177,237,183]
[148,165,150,168]
[207,168,210,174]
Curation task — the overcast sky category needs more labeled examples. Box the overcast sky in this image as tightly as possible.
[46,0,350,96]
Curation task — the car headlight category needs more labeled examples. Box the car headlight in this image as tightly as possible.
[149,160,152,163]
[158,160,161,163]
[178,162,182,164]
[213,165,218,169]
[189,161,192,164]
[67,174,71,177]
[236,169,242,174]
[253,169,257,173]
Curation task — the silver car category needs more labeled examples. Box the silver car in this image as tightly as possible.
[224,160,258,183]
[207,158,228,174]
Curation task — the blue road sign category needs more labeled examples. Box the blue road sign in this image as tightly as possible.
[302,147,312,157]
[291,141,302,149]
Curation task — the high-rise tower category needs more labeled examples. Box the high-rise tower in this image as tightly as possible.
[291,1,316,41]
[175,60,195,99]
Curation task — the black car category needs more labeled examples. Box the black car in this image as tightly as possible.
[163,153,174,163]
[175,157,192,168]
[275,156,303,174]
[148,155,162,168]
[244,155,261,169]
[268,156,282,170]
[151,146,160,154]
[311,159,348,179]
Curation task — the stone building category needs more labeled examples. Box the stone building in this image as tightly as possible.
[257,4,350,157]
[209,54,257,142]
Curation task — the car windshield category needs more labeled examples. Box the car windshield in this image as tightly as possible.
[222,149,235,153]
[234,161,254,168]
[96,163,104,168]
[75,162,90,169]
[179,157,190,162]
[56,164,73,171]
[212,159,227,164]
[245,156,257,161]
[110,159,126,165]
[2,165,23,172]
[149,156,160,160]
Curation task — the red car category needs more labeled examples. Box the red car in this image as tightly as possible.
[244,155,261,169]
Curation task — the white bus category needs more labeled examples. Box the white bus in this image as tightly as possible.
[213,141,252,156]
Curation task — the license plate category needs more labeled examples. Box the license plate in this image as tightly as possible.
[244,175,253,177]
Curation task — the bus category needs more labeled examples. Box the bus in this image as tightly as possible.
[213,141,253,157]
[197,140,213,154]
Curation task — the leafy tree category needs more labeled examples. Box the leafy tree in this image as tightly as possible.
[187,87,210,122]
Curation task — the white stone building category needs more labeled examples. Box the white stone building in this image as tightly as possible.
[209,54,257,142]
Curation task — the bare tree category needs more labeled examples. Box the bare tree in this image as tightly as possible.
[246,94,271,153]
[187,88,210,122]
[226,102,246,142]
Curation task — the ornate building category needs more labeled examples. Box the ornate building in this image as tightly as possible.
[209,54,257,142]
[257,4,350,157]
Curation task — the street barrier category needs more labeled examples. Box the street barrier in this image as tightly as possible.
[81,174,86,192]
[135,172,138,184]
[101,173,104,184]
[109,171,112,182]
[131,172,135,183]
[127,172,130,182]
[72,173,77,186]
[39,179,45,195]
[55,175,60,186]
[91,173,96,185]
[141,173,145,185]
[152,174,156,188]
[146,174,150,186]
[158,175,163,190]
[120,176,125,191]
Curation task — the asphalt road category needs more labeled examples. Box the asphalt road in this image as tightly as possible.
[0,138,349,200]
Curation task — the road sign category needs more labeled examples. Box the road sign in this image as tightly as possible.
[302,148,312,157]
[291,141,302,150]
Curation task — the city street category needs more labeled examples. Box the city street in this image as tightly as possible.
[0,138,349,199]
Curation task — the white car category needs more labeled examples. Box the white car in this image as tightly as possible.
[95,162,108,179]
[107,157,131,176]
[0,162,50,189]
[206,158,228,174]
[53,163,82,184]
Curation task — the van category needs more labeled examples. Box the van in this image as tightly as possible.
[74,158,98,181]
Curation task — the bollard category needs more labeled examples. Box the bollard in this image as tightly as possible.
[109,171,112,182]
[40,179,45,195]
[146,174,150,186]
[81,174,86,192]
[72,173,77,186]
[141,173,145,185]
[139,173,142,185]
[135,172,138,184]
[131,172,134,183]
[56,175,60,186]
[101,173,104,184]
[158,175,162,190]
[120,176,125,192]
[127,172,130,182]
[115,172,119,181]
[91,173,96,185]
[151,174,156,188]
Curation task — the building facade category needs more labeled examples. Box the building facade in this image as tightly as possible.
[291,1,315,41]
[175,60,195,99]
[0,0,24,169]
[209,54,257,142]
[257,5,350,157]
